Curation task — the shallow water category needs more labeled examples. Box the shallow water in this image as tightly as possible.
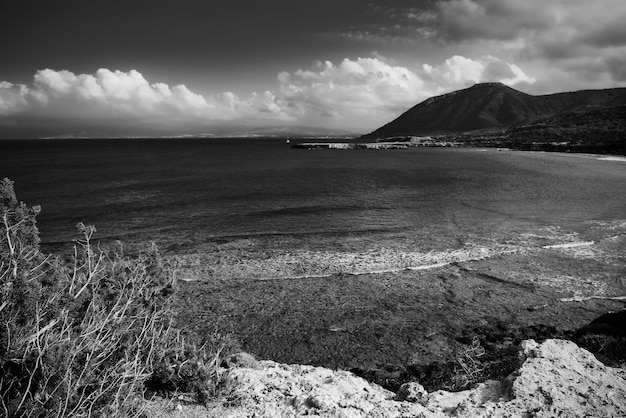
[1,138,625,256]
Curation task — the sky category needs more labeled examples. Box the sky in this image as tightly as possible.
[1,0,625,138]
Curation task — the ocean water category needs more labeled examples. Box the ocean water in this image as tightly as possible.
[1,138,625,257]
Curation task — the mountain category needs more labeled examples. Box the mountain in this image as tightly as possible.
[362,83,626,139]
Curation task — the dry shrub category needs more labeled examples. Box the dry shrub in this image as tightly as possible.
[145,330,232,405]
[439,336,486,392]
[404,336,487,393]
[0,178,229,417]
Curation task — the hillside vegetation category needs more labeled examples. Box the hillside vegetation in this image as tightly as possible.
[437,104,626,154]
[363,83,626,153]
[0,178,232,417]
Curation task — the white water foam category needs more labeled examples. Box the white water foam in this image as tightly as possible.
[542,241,594,249]
[597,156,626,162]
[559,295,626,302]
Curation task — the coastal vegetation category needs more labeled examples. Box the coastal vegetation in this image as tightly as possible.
[0,178,232,417]
[433,104,626,154]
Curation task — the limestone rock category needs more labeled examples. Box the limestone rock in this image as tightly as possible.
[395,382,428,404]
[149,339,626,417]
[426,339,626,417]
[219,361,423,417]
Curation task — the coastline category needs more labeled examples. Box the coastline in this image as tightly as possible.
[174,220,626,394]
[173,220,622,283]
[290,139,626,157]
[176,239,610,283]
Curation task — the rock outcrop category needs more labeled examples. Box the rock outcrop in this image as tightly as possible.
[191,339,626,417]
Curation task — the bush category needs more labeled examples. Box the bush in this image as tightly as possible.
[446,336,485,391]
[0,178,229,417]
[406,336,487,393]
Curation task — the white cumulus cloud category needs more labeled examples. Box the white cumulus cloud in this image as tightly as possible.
[276,55,534,127]
[278,58,427,116]
[422,55,535,90]
[0,68,295,123]
[436,0,555,42]
[0,82,30,115]
[0,56,535,133]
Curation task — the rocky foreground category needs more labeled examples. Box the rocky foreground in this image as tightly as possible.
[147,339,626,417]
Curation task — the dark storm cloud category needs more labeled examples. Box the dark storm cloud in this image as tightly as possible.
[414,0,626,89]
[432,0,626,58]
[579,20,626,48]
[357,0,626,72]
[338,0,555,45]
[566,53,626,84]
[436,0,554,42]
[606,56,626,81]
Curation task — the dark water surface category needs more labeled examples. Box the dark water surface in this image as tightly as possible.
[1,138,625,254]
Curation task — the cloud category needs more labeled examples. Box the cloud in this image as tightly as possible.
[1,56,535,134]
[422,55,535,87]
[0,82,30,115]
[276,55,534,127]
[337,1,626,92]
[435,0,626,48]
[436,0,554,42]
[432,0,626,87]
[277,58,426,115]
[606,54,626,82]
[580,19,626,49]
[27,69,213,119]
[0,68,295,124]
[337,5,439,44]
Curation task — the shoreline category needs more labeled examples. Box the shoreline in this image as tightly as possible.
[178,238,614,284]
[176,228,626,394]
[174,217,625,374]
[175,237,609,286]
[290,139,626,157]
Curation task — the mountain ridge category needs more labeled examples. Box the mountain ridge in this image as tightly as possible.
[363,83,626,139]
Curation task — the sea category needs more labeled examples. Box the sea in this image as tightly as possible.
[1,138,625,261]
